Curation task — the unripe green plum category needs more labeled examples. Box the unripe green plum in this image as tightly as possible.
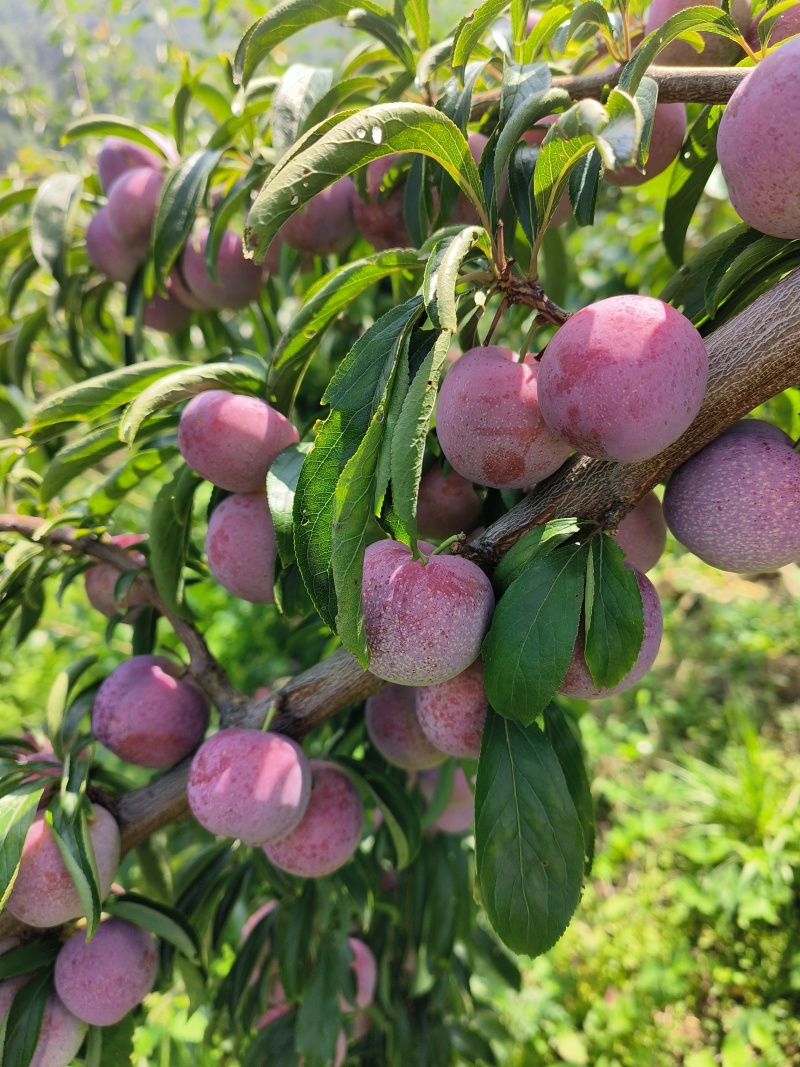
[92,654,209,768]
[558,568,663,699]
[436,346,571,489]
[205,491,277,604]
[0,978,87,1067]
[178,389,299,493]
[179,227,264,309]
[538,295,708,463]
[187,728,312,845]
[644,0,752,64]
[717,39,800,240]
[352,154,411,250]
[416,658,487,759]
[7,803,120,927]
[365,684,445,770]
[84,533,148,621]
[417,766,475,834]
[85,207,143,284]
[263,760,364,877]
[612,491,667,573]
[280,177,357,255]
[361,539,495,686]
[54,917,158,1026]
[106,166,165,255]
[663,419,800,572]
[605,103,687,187]
[415,463,482,541]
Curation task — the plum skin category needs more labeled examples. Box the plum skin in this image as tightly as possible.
[280,177,356,256]
[717,39,800,241]
[187,727,312,846]
[361,539,495,686]
[205,491,277,604]
[417,766,475,834]
[106,166,165,255]
[86,207,143,284]
[644,0,752,65]
[178,389,299,493]
[365,684,445,771]
[179,227,263,309]
[436,346,571,490]
[84,533,148,621]
[415,464,482,541]
[663,419,800,573]
[538,294,708,463]
[92,654,209,769]
[263,760,364,877]
[416,658,487,760]
[6,803,120,927]
[613,491,667,573]
[54,917,158,1026]
[605,103,687,187]
[0,978,87,1067]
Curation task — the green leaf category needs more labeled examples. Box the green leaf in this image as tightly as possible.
[267,442,313,567]
[583,535,644,689]
[509,143,538,245]
[596,87,642,170]
[96,1014,135,1067]
[272,64,334,157]
[494,62,561,194]
[492,519,581,594]
[0,939,60,981]
[270,249,423,410]
[105,892,202,963]
[293,298,422,630]
[568,146,601,226]
[0,790,44,909]
[403,0,430,48]
[663,105,720,267]
[39,422,125,502]
[120,361,265,444]
[62,115,173,158]
[543,704,595,873]
[149,463,202,617]
[206,167,269,283]
[87,447,174,517]
[469,926,522,990]
[295,939,342,1064]
[347,9,415,70]
[520,4,571,62]
[151,149,224,290]
[245,104,486,261]
[235,0,391,88]
[46,655,97,755]
[29,173,83,285]
[423,227,489,332]
[2,969,50,1067]
[8,306,49,390]
[482,541,587,724]
[26,359,185,439]
[533,135,595,239]
[452,0,509,72]
[337,756,421,869]
[475,708,584,956]
[47,803,102,935]
[567,1,614,41]
[703,229,786,319]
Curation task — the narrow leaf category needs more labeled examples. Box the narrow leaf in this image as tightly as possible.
[0,790,44,908]
[149,464,202,617]
[663,105,720,266]
[29,173,83,284]
[272,64,334,157]
[105,893,201,963]
[267,442,313,567]
[151,149,224,289]
[452,0,510,72]
[543,704,595,872]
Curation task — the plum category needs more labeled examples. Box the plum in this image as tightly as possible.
[205,491,277,604]
[178,389,299,493]
[280,177,357,255]
[106,166,165,255]
[558,568,663,699]
[341,937,377,1010]
[717,39,800,240]
[538,295,708,463]
[417,766,475,834]
[612,491,667,573]
[352,154,412,250]
[436,345,572,489]
[747,3,800,47]
[263,760,364,877]
[92,654,209,768]
[415,464,482,541]
[605,103,687,187]
[0,978,87,1067]
[144,289,192,333]
[55,917,158,1026]
[365,684,445,770]
[85,207,143,284]
[361,539,495,686]
[187,727,312,845]
[84,533,148,621]
[179,227,264,309]
[644,0,752,65]
[97,136,165,193]
[416,658,487,759]
[663,419,800,572]
[7,803,120,927]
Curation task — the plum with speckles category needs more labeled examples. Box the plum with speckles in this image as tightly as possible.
[178,228,264,309]
[416,464,482,541]
[84,533,148,621]
[353,154,411,250]
[538,295,708,463]
[7,803,120,927]
[86,207,143,284]
[106,166,165,255]
[644,0,752,64]
[559,568,663,699]
[416,658,487,759]
[264,760,364,877]
[92,655,209,768]
[205,492,277,604]
[280,178,357,255]
[605,103,687,186]
[55,918,158,1026]
[717,39,800,240]
[362,539,495,686]
[0,978,87,1067]
[365,685,445,770]
[436,346,571,489]
[178,390,299,493]
[663,419,800,572]
[187,728,311,845]
[612,492,667,573]
[417,766,475,834]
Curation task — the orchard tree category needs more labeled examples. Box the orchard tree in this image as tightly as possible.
[1,0,800,1064]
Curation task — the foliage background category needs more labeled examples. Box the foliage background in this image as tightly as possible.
[2,1,800,1065]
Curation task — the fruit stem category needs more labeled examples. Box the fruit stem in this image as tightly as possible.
[431,535,461,555]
